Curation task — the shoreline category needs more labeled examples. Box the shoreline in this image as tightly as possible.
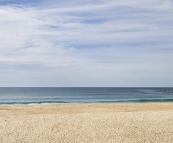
[0,101,173,108]
[1,102,173,114]
[1,103,173,142]
[1,99,173,106]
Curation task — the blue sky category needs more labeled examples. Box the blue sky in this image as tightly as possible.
[0,0,173,87]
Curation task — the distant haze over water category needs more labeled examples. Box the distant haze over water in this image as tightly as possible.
[0,87,173,105]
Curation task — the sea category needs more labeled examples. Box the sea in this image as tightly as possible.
[0,87,173,105]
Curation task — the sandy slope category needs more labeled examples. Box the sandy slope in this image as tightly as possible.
[0,103,173,143]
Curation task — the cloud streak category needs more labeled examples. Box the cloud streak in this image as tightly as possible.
[0,0,173,86]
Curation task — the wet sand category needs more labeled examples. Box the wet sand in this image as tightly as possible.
[1,103,173,143]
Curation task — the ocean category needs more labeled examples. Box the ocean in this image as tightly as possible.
[0,87,173,105]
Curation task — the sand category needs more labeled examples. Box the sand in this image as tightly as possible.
[0,103,173,143]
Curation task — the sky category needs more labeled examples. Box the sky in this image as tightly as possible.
[0,0,173,87]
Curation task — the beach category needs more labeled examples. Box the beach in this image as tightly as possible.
[0,103,173,143]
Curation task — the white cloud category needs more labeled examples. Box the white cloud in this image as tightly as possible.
[0,0,173,86]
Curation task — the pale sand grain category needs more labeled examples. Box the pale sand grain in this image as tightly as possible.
[0,103,173,143]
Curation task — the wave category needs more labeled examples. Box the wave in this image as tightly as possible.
[1,98,173,105]
[99,99,173,103]
[0,101,68,106]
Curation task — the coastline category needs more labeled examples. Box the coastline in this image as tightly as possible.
[1,103,173,142]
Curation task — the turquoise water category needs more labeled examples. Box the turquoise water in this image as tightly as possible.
[0,87,173,105]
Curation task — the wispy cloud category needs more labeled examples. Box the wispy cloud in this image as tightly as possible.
[0,0,173,86]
